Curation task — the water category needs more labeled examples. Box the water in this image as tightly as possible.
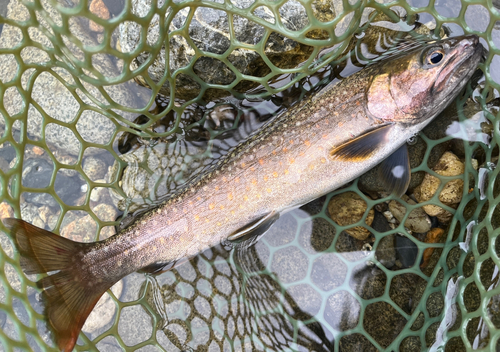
[0,0,498,351]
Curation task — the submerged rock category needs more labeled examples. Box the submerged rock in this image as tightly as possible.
[0,0,151,157]
[388,195,432,234]
[327,191,374,240]
[414,152,465,223]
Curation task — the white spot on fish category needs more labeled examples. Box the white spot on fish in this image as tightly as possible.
[392,165,405,178]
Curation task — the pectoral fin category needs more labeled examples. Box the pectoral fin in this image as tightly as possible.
[330,124,393,161]
[228,211,279,247]
[378,143,411,197]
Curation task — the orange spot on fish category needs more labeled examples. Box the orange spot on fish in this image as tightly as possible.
[289,158,295,164]
[289,140,294,144]
[251,179,257,185]
[220,205,224,210]
[283,147,288,152]
[209,203,215,210]
[285,169,289,175]
[194,215,200,221]
[256,194,262,199]
[205,218,209,223]
[338,122,344,127]
[321,157,326,163]
[250,167,255,171]
[273,172,278,178]
[299,152,305,157]
[264,176,268,181]
[197,197,201,201]
[322,134,328,139]
[244,195,249,201]
[259,159,264,165]
[215,186,219,191]
[160,238,166,244]
[222,177,227,182]
[309,164,314,170]
[356,101,361,106]
[272,150,277,155]
[183,208,187,213]
[304,140,311,146]
[235,177,240,183]
[231,210,235,215]
[228,193,233,201]
[168,220,172,225]
[241,162,246,168]
[266,188,272,193]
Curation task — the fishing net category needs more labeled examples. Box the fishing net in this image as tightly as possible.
[0,0,499,350]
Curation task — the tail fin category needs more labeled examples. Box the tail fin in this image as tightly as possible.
[3,218,110,352]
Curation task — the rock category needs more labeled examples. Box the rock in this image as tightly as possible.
[89,0,110,32]
[60,214,98,242]
[414,152,465,223]
[0,202,14,220]
[83,280,123,334]
[420,228,446,270]
[327,192,374,240]
[119,0,353,101]
[388,195,432,234]
[83,156,108,181]
[0,0,151,156]
[20,203,45,229]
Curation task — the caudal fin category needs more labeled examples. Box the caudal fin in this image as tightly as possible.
[3,218,110,352]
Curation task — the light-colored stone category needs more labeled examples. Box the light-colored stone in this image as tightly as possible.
[388,195,431,234]
[328,191,374,240]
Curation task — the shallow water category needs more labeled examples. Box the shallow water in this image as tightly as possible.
[0,0,499,351]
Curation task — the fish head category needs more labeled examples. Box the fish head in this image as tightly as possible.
[366,34,483,125]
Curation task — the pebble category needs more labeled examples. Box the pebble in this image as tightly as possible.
[414,152,465,223]
[420,228,446,270]
[83,156,108,181]
[388,195,432,234]
[89,0,110,32]
[0,202,14,220]
[328,192,374,240]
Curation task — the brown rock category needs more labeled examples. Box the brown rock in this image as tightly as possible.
[0,202,14,220]
[414,152,465,222]
[328,191,374,240]
[89,0,110,32]
[420,228,446,270]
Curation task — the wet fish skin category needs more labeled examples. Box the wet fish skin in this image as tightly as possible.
[3,34,483,352]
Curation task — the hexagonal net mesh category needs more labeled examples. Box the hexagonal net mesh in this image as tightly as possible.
[0,0,499,350]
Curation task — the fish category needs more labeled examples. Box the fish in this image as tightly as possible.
[3,34,483,351]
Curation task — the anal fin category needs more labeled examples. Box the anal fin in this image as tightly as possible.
[228,211,279,248]
[139,257,190,274]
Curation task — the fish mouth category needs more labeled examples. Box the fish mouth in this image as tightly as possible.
[433,35,483,94]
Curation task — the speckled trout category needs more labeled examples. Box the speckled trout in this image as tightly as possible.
[4,35,482,351]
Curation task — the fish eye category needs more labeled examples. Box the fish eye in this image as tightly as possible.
[425,49,445,65]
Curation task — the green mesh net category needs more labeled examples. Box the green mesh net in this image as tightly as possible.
[0,0,499,350]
